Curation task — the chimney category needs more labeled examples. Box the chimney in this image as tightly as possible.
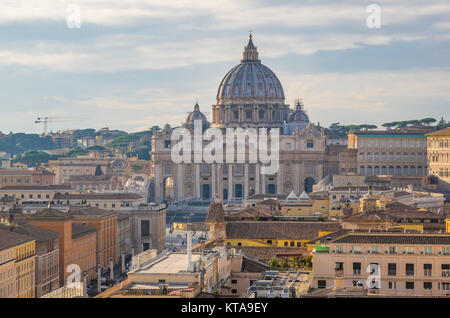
[187,231,193,271]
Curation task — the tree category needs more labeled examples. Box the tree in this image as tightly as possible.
[269,258,280,270]
[95,165,103,176]
[419,118,437,126]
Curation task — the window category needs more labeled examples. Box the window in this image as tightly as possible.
[370,246,379,253]
[290,241,294,247]
[388,282,396,290]
[164,140,171,148]
[442,264,450,277]
[141,220,150,237]
[353,262,361,275]
[388,263,396,276]
[231,289,237,294]
[405,282,414,290]
[351,246,361,253]
[231,280,237,284]
[424,247,432,255]
[267,240,272,244]
[405,247,414,254]
[424,282,432,290]
[307,140,314,148]
[442,247,450,255]
[424,264,432,276]
[165,164,171,174]
[335,262,344,275]
[284,242,288,247]
[442,283,450,291]
[388,246,397,254]
[406,264,414,276]
[318,280,326,289]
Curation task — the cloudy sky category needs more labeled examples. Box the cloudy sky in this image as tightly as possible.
[1,0,449,134]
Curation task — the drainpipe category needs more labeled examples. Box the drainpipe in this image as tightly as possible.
[110,256,114,281]
[187,231,193,271]
[83,271,87,297]
[97,264,101,293]
[121,252,125,273]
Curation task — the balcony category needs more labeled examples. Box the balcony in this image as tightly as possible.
[335,269,344,277]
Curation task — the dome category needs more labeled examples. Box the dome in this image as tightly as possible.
[216,35,285,102]
[283,100,310,135]
[288,100,309,123]
[186,102,209,130]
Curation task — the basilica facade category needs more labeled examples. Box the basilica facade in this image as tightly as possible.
[150,35,338,203]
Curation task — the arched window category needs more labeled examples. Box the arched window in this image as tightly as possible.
[417,152,422,161]
[381,166,387,174]
[403,166,409,176]
[381,152,386,161]
[367,166,373,175]
[374,153,379,161]
[403,152,408,161]
[410,153,415,161]
[389,166,394,175]
[389,152,394,161]
[410,166,416,176]
[360,166,366,175]
[374,166,380,175]
[396,166,402,175]
[359,152,365,161]
[396,152,401,161]
[417,166,423,175]
[367,152,372,161]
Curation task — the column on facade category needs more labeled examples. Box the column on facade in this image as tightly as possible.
[277,163,283,195]
[255,163,260,194]
[294,162,300,194]
[228,164,233,199]
[211,163,216,198]
[177,164,183,200]
[217,164,223,201]
[261,170,266,194]
[244,163,249,198]
[239,106,243,123]
[155,162,162,201]
[268,106,272,122]
[195,164,200,199]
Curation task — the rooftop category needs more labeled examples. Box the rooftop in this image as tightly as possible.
[226,221,340,240]
[0,228,34,252]
[0,223,60,242]
[68,206,117,217]
[54,193,144,200]
[134,253,202,274]
[0,185,72,190]
[72,223,96,239]
[332,233,450,245]
[426,127,450,136]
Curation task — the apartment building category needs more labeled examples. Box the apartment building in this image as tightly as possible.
[426,127,450,192]
[48,157,108,184]
[312,231,450,296]
[0,185,74,205]
[53,193,145,211]
[119,204,166,254]
[348,131,428,188]
[68,207,119,267]
[0,222,60,297]
[0,230,35,298]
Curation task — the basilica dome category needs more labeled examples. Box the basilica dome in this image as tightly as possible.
[216,35,285,102]
[283,100,310,134]
[186,102,209,130]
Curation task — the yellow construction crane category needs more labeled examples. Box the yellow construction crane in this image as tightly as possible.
[34,117,85,135]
